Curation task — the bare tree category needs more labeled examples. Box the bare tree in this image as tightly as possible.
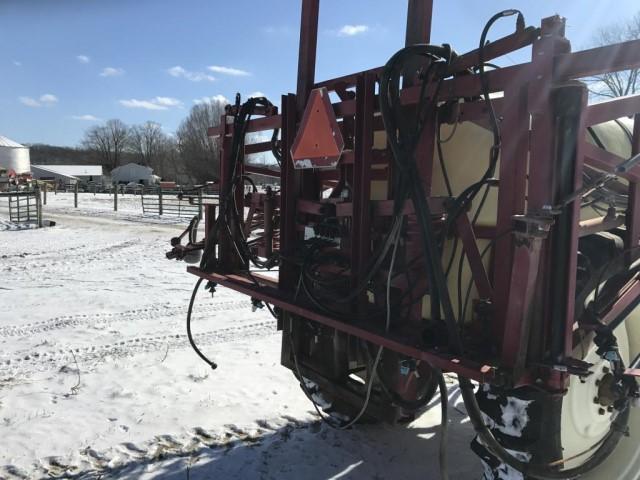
[81,125,112,168]
[106,119,130,169]
[81,119,130,170]
[155,135,190,183]
[130,121,166,167]
[176,100,226,182]
[589,12,640,98]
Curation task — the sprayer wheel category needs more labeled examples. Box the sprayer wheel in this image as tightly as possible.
[473,310,640,480]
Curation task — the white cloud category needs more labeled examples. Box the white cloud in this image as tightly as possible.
[77,55,90,64]
[338,24,369,36]
[154,97,182,107]
[207,65,250,77]
[100,67,125,77]
[19,97,41,107]
[193,94,229,105]
[119,96,183,111]
[19,93,58,107]
[71,114,101,121]
[40,94,58,104]
[13,60,22,67]
[167,65,215,82]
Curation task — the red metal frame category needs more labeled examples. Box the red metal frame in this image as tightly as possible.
[196,1,640,396]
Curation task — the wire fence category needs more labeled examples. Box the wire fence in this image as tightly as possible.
[140,187,218,218]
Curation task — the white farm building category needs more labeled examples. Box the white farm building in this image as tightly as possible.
[31,165,104,185]
[0,136,30,175]
[111,163,159,185]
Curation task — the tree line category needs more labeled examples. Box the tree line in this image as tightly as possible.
[81,99,226,184]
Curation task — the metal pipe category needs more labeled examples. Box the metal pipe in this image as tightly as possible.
[296,0,319,112]
[548,83,587,363]
[405,0,433,45]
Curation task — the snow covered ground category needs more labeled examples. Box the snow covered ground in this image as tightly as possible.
[0,193,479,479]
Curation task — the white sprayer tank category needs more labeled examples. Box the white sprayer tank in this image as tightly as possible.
[0,136,30,174]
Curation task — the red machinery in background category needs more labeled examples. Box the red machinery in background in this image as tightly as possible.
[168,1,640,478]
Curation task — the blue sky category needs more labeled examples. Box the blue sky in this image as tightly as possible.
[1,0,639,147]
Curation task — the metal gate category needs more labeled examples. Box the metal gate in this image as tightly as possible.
[141,189,202,218]
[7,190,41,225]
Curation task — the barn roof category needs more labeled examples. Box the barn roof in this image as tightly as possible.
[111,162,154,174]
[32,165,103,177]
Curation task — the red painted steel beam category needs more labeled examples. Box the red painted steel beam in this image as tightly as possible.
[492,85,529,347]
[295,197,447,218]
[296,0,320,112]
[455,214,493,300]
[601,279,640,326]
[626,114,640,254]
[586,94,640,127]
[351,73,376,312]
[313,168,390,183]
[446,97,505,124]
[244,165,281,178]
[583,142,640,183]
[245,141,275,155]
[501,238,545,372]
[449,27,540,74]
[279,94,299,291]
[333,99,356,118]
[405,0,433,45]
[186,267,496,383]
[315,67,383,91]
[341,149,390,165]
[401,63,532,103]
[315,29,536,94]
[209,116,282,138]
[499,16,570,370]
[334,91,508,126]
[563,85,589,359]
[555,38,640,80]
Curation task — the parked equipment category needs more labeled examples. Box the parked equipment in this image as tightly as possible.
[168,2,640,478]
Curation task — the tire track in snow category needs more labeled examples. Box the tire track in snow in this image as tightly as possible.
[0,320,277,374]
[0,300,249,338]
[0,244,89,261]
[0,239,142,276]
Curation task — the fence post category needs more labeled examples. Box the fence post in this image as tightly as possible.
[34,185,43,228]
[198,188,203,220]
[43,184,47,205]
[74,182,78,208]
[158,187,163,216]
[26,187,31,221]
[114,184,118,211]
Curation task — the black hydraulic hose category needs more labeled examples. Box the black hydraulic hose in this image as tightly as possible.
[201,95,281,272]
[441,11,520,239]
[379,11,630,478]
[186,278,218,370]
[454,11,633,478]
[437,372,449,480]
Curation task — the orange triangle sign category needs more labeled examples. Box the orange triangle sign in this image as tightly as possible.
[290,87,345,169]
